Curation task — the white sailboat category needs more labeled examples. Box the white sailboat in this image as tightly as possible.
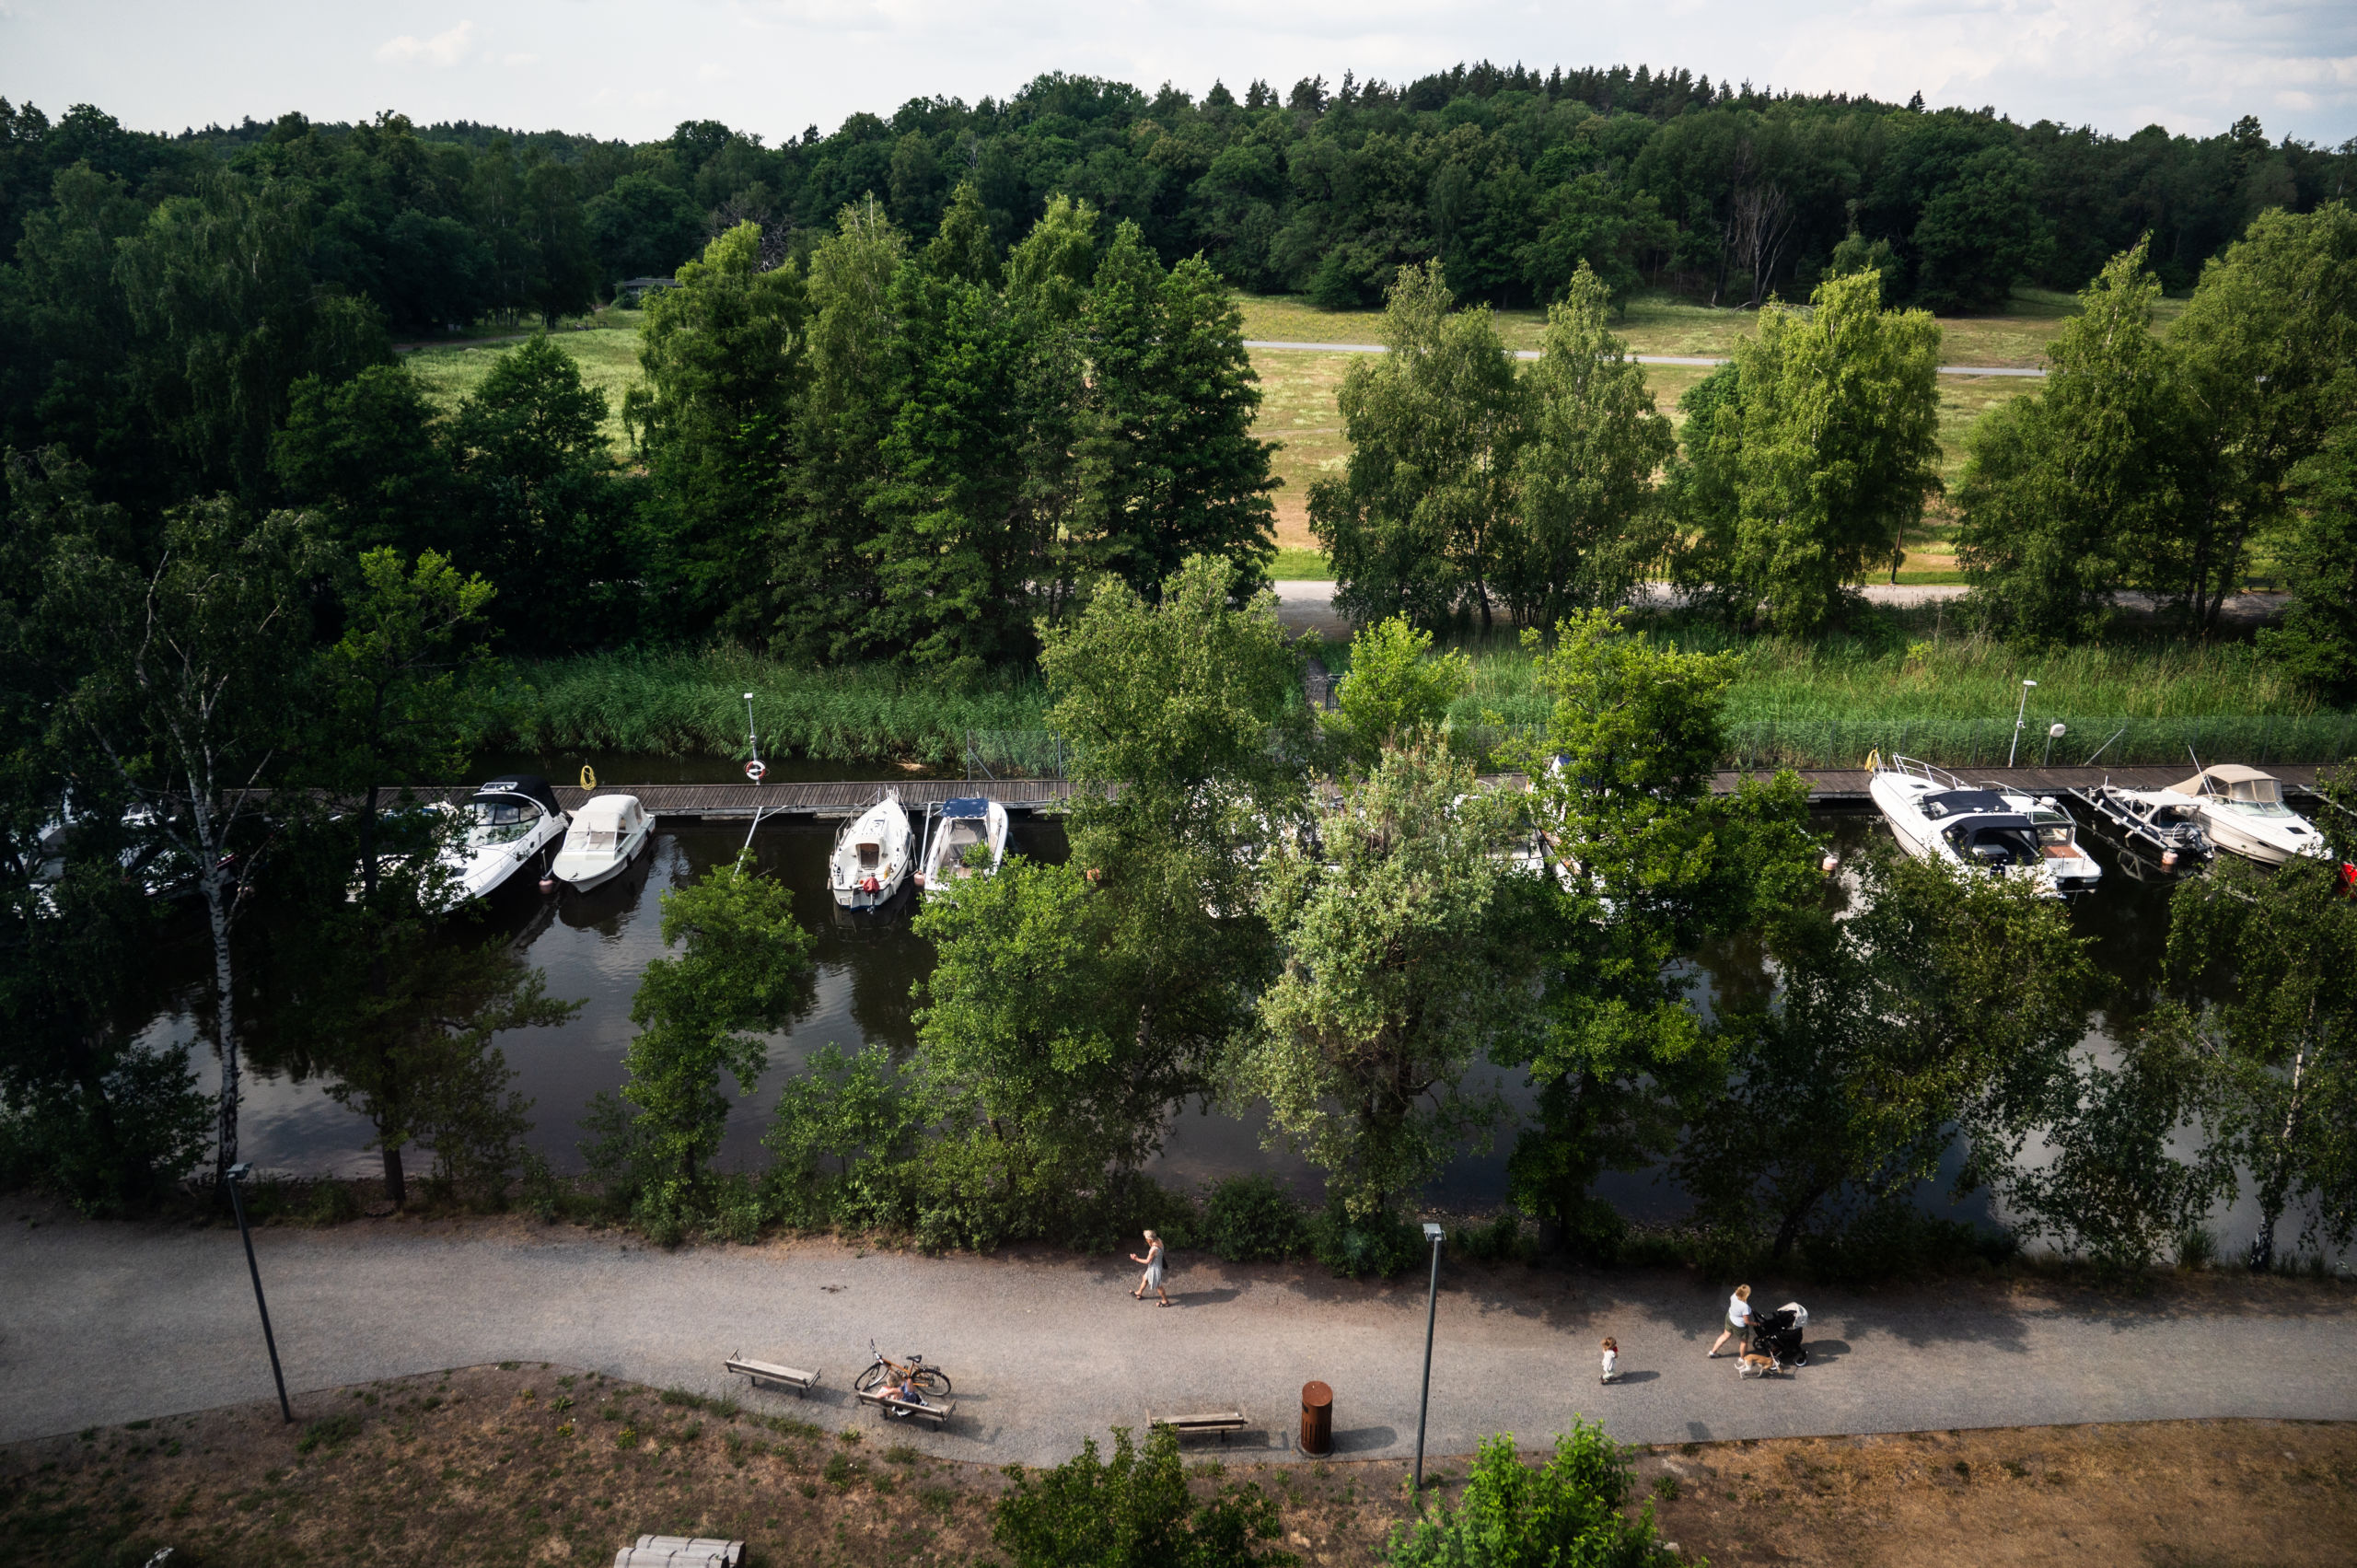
[1866,754,2061,898]
[914,796,1010,900]
[830,792,911,911]
[551,794,654,890]
[2165,765,2331,866]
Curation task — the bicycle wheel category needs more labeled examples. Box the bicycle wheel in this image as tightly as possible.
[912,1367,953,1397]
[853,1362,888,1393]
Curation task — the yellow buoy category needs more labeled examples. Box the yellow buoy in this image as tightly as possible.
[580,764,597,789]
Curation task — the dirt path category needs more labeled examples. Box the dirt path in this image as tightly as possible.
[5,1213,2351,1465]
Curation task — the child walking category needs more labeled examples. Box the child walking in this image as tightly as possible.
[1599,1337,1620,1385]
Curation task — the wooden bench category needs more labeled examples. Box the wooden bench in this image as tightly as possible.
[856,1388,955,1428]
[616,1537,743,1567]
[724,1353,819,1397]
[1148,1410,1248,1444]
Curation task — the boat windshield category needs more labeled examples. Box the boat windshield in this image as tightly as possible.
[467,798,541,845]
[2220,798,2297,819]
[1947,823,2041,866]
[2036,823,2076,847]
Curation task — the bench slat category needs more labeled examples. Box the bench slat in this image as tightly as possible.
[1151,1411,1246,1428]
[725,1354,819,1390]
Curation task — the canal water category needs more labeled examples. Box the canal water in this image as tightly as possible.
[128,763,2334,1257]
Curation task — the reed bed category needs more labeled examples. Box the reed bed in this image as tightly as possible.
[497,650,1051,766]
[1327,625,2355,769]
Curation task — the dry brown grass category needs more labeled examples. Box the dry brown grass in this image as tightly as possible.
[6,1363,2350,1568]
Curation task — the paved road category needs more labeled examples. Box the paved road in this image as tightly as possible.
[6,1215,2351,1463]
[1245,341,2047,377]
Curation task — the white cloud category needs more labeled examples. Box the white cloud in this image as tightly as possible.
[374,20,476,68]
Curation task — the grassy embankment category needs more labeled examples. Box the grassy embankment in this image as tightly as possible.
[1326,622,2353,770]
[400,306,649,457]
[8,1364,2352,1567]
[496,630,2352,772]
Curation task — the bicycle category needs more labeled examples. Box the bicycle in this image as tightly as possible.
[853,1339,953,1398]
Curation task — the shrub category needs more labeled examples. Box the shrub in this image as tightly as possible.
[1201,1176,1306,1263]
[1450,1211,1529,1265]
[1387,1424,1662,1568]
[1308,1202,1425,1279]
[993,1424,1293,1568]
[305,1179,360,1225]
[1795,1202,2016,1287]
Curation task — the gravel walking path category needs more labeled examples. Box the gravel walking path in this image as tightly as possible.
[6,1215,2351,1464]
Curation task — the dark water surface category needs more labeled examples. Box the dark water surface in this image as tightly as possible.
[136,798,2331,1254]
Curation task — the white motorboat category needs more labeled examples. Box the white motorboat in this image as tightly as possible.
[2069,783,2213,870]
[551,793,653,890]
[1991,784,2103,894]
[830,791,911,910]
[914,796,1009,900]
[2165,765,2331,866]
[1866,754,2061,898]
[439,774,569,905]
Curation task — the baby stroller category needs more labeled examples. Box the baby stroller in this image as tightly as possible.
[1742,1302,1809,1376]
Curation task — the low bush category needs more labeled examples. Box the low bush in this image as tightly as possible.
[1308,1202,1426,1279]
[1201,1175,1306,1263]
[993,1424,1291,1568]
[1450,1210,1532,1265]
[1387,1423,1662,1568]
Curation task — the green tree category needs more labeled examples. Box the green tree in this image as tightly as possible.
[624,220,808,642]
[1039,555,1309,1118]
[1504,261,1677,625]
[865,238,1032,681]
[1681,854,2094,1260]
[2153,202,2357,631]
[1498,611,1818,1252]
[762,1042,923,1229]
[1236,743,1534,1220]
[993,1424,1292,1568]
[2163,856,2357,1270]
[583,171,705,292]
[1327,614,1469,772]
[1955,239,2179,644]
[615,857,817,1227]
[781,200,905,664]
[1708,269,1943,633]
[1077,221,1280,598]
[1310,261,1524,632]
[448,333,631,649]
[0,858,213,1214]
[903,856,1177,1247]
[1387,1425,1663,1568]
[272,364,458,560]
[1996,1029,2234,1283]
[114,171,386,497]
[41,499,326,1187]
[2258,418,2357,698]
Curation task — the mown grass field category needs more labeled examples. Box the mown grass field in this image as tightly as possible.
[8,1364,2351,1568]
[400,306,648,456]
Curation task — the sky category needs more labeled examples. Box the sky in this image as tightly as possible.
[5,0,2352,147]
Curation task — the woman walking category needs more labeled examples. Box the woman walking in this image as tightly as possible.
[1130,1229,1172,1307]
[1708,1284,1754,1359]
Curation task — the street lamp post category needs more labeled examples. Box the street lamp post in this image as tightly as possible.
[224,1164,292,1424]
[743,692,761,772]
[2043,721,2067,767]
[1413,1222,1444,1494]
[2008,679,2038,768]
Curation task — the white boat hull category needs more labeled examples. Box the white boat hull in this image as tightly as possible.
[552,803,654,890]
[830,796,911,910]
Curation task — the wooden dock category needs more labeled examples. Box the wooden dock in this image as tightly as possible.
[459,763,2326,820]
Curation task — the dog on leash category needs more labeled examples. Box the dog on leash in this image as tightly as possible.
[1736,1349,1779,1377]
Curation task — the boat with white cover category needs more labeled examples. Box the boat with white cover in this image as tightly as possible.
[2068,783,2213,870]
[2165,765,2330,866]
[551,793,654,890]
[1866,754,2062,897]
[830,791,911,910]
[914,796,1009,900]
[439,775,569,906]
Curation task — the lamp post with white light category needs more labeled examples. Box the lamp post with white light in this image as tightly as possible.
[2009,679,2038,767]
[1413,1221,1444,1493]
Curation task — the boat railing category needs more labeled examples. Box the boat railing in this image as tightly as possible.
[1868,752,1975,793]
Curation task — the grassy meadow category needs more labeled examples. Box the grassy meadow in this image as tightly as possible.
[400,307,649,456]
